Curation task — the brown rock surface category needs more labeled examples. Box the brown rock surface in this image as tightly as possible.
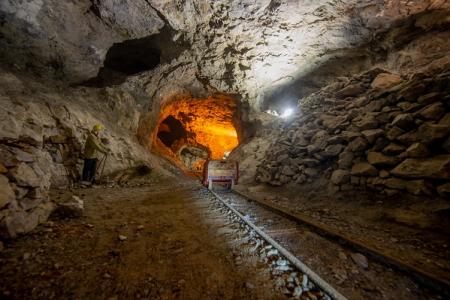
[351,163,378,176]
[391,156,450,180]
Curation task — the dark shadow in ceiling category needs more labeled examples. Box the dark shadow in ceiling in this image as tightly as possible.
[82,26,187,87]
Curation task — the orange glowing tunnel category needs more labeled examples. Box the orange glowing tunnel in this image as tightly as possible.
[153,95,239,172]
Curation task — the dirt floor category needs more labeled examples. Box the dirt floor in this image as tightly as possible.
[0,176,288,300]
[236,183,450,294]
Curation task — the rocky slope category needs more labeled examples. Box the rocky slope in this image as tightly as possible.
[255,58,450,199]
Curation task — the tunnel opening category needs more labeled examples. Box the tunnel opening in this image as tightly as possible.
[157,115,187,148]
[153,95,239,173]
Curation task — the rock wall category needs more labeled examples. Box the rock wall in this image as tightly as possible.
[0,71,170,238]
[255,59,450,199]
[0,0,164,83]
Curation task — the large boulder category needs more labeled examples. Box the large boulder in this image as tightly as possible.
[371,73,402,90]
[391,114,415,130]
[367,152,398,166]
[437,183,450,197]
[401,143,429,158]
[351,163,378,176]
[418,102,446,121]
[331,170,350,185]
[391,155,450,179]
[0,175,15,209]
[347,137,368,152]
[55,196,84,218]
[8,163,40,187]
[383,143,406,155]
[336,83,366,98]
[361,129,384,144]
[0,202,54,238]
[417,123,450,143]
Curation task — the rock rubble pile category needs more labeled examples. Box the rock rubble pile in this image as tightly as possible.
[256,62,450,198]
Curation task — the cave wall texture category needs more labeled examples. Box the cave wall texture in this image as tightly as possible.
[0,0,449,237]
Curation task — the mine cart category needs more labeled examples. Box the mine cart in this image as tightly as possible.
[202,160,239,190]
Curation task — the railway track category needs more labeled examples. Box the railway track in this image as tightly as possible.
[208,186,450,300]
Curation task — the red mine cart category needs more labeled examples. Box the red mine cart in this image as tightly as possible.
[203,160,239,190]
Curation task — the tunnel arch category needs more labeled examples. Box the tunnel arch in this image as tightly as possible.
[152,94,240,172]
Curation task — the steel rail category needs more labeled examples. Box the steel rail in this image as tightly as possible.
[208,189,349,300]
[231,189,450,297]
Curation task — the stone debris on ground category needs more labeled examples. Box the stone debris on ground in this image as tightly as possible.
[256,68,450,198]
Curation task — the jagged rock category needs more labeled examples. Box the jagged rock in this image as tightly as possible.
[338,151,354,169]
[351,163,378,176]
[367,152,398,166]
[398,83,427,101]
[0,175,15,209]
[401,143,429,158]
[379,170,390,178]
[405,180,433,196]
[0,202,54,238]
[417,123,450,143]
[350,253,369,269]
[320,114,348,130]
[396,130,419,145]
[391,114,415,130]
[331,170,350,185]
[386,127,405,141]
[391,155,450,179]
[327,135,346,145]
[439,113,450,126]
[341,131,361,141]
[311,130,329,147]
[304,168,319,177]
[295,174,306,184]
[383,143,406,155]
[354,115,378,130]
[417,92,442,104]
[279,175,291,184]
[384,178,406,190]
[298,158,320,167]
[8,163,40,187]
[347,137,368,152]
[321,144,344,158]
[49,135,67,144]
[8,147,34,163]
[336,83,365,98]
[277,154,290,163]
[0,163,7,173]
[418,102,446,120]
[371,73,402,91]
[437,183,450,197]
[55,195,84,218]
[362,129,384,144]
[19,197,43,211]
[281,166,296,176]
[11,184,28,199]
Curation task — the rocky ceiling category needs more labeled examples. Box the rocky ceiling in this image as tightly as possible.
[1,0,449,113]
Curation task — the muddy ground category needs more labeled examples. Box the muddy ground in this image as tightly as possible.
[0,176,287,300]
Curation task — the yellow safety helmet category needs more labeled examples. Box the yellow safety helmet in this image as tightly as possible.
[92,124,104,132]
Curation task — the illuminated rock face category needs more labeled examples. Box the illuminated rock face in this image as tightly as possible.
[154,95,238,170]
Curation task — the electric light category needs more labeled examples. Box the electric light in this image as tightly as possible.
[280,108,293,118]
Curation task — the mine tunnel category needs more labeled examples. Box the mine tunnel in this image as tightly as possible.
[0,1,450,300]
[153,95,239,172]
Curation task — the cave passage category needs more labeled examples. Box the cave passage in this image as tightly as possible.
[154,95,239,171]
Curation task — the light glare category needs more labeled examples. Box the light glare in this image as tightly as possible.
[281,108,293,118]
